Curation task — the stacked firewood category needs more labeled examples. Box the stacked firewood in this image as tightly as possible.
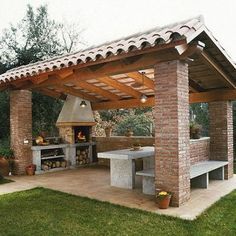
[41,160,67,171]
[76,149,90,165]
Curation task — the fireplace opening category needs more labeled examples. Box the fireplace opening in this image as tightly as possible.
[74,126,91,143]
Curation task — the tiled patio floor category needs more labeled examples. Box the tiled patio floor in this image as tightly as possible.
[1,166,236,220]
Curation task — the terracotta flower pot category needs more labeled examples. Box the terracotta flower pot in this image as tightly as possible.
[105,127,112,137]
[0,157,10,176]
[157,195,171,209]
[25,164,36,176]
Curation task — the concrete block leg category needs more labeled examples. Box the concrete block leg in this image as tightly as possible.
[33,150,41,172]
[143,176,155,195]
[110,159,135,189]
[209,167,224,180]
[191,173,209,188]
[143,156,154,170]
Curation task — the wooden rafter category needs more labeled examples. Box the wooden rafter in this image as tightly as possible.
[92,89,236,110]
[126,72,154,89]
[189,89,236,103]
[55,84,100,102]
[92,97,155,110]
[189,79,205,92]
[199,51,236,89]
[72,79,121,101]
[97,76,142,98]
[35,88,66,100]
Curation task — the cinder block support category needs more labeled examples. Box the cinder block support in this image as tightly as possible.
[209,101,234,179]
[154,60,190,207]
[10,90,32,175]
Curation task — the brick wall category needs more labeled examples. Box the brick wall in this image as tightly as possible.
[10,90,32,175]
[190,138,210,165]
[154,60,190,207]
[209,101,234,179]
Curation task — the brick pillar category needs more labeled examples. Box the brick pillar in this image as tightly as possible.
[10,90,32,174]
[209,101,234,179]
[154,60,190,207]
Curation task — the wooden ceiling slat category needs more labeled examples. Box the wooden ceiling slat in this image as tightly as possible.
[55,85,100,102]
[199,51,236,89]
[126,72,154,90]
[98,76,142,98]
[72,80,121,101]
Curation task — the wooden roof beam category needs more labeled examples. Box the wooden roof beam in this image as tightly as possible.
[54,84,100,102]
[72,79,121,101]
[35,88,66,100]
[199,51,236,89]
[92,89,236,110]
[98,76,142,99]
[92,97,155,110]
[189,79,205,92]
[126,71,154,90]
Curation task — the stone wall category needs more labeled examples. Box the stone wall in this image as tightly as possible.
[190,137,210,165]
[10,90,32,174]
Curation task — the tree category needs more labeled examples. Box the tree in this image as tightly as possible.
[0,4,84,138]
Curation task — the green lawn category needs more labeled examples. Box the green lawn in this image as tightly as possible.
[0,188,236,236]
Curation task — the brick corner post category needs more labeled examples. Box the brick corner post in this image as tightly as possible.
[10,90,32,175]
[154,60,190,207]
[209,101,234,179]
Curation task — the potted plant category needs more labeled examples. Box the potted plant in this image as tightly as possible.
[132,142,141,151]
[0,147,14,176]
[103,121,114,137]
[125,128,133,137]
[156,191,172,209]
[25,164,37,176]
[190,122,202,139]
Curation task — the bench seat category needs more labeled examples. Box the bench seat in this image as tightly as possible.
[136,160,229,195]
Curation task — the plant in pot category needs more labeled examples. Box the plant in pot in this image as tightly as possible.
[190,122,202,139]
[103,121,114,137]
[0,147,14,176]
[125,128,133,137]
[132,142,141,151]
[156,191,172,209]
[25,164,37,176]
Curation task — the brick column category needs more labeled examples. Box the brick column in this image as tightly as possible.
[209,101,234,179]
[154,60,190,207]
[10,90,32,174]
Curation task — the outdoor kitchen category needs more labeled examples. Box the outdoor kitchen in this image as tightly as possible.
[32,95,97,173]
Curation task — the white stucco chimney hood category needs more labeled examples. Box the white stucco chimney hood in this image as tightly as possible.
[56,95,96,126]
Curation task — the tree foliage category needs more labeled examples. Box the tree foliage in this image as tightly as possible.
[0,4,84,138]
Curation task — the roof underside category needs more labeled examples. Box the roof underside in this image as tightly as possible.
[0,16,235,110]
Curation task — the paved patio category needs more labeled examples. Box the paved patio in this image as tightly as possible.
[1,166,236,220]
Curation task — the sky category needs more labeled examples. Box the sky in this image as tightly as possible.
[0,0,235,61]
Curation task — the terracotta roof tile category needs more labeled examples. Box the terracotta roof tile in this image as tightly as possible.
[0,15,213,83]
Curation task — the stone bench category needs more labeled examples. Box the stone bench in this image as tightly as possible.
[136,160,228,195]
[136,169,155,195]
[190,160,228,188]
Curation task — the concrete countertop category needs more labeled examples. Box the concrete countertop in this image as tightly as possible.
[97,146,154,160]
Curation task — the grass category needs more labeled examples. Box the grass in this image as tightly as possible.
[0,178,13,185]
[0,188,236,236]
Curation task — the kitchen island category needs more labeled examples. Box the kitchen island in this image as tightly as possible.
[98,146,154,189]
